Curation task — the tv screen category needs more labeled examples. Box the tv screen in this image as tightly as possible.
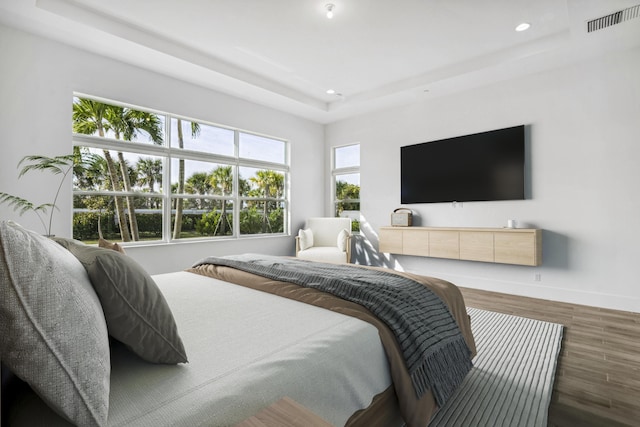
[401,125,525,204]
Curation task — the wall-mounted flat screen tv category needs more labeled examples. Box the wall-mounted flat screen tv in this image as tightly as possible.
[401,125,525,204]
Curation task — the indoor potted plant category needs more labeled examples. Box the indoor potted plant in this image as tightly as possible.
[0,154,77,236]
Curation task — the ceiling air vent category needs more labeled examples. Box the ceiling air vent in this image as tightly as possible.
[587,4,640,32]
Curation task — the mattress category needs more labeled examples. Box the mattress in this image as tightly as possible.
[5,271,393,426]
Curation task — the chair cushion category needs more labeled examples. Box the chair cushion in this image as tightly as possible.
[297,247,347,264]
[0,221,110,427]
[306,218,351,247]
[337,228,349,251]
[298,228,314,250]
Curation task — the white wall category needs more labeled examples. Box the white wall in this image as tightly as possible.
[327,46,640,313]
[0,24,325,274]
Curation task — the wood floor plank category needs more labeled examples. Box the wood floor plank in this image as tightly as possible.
[459,287,640,427]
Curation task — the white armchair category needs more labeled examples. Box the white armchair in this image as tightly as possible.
[295,217,352,264]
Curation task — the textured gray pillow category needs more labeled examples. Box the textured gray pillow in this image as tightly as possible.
[0,221,110,427]
[53,238,188,364]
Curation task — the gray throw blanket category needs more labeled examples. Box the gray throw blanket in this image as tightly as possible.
[193,254,473,407]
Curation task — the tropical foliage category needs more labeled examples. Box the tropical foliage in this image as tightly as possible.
[172,119,200,239]
[73,98,164,241]
[335,179,361,231]
[71,97,286,242]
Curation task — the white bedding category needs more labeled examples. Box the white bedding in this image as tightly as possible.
[8,271,392,426]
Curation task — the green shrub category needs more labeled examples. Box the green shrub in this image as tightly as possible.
[195,211,232,236]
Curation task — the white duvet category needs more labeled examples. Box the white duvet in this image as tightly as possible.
[10,271,392,427]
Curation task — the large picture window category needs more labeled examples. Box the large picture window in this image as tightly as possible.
[332,144,360,232]
[72,95,288,244]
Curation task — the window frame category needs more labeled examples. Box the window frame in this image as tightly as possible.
[72,95,290,245]
[331,143,360,232]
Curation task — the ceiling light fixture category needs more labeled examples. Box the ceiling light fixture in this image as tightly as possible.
[326,89,344,97]
[325,3,335,19]
[515,22,531,32]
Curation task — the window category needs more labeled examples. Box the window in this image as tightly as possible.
[332,144,360,232]
[72,95,288,243]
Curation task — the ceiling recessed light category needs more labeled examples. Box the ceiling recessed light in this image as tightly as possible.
[326,89,336,95]
[515,22,531,32]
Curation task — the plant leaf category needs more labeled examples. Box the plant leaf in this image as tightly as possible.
[0,193,53,215]
[17,155,75,178]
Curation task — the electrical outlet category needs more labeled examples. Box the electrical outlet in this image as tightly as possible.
[534,273,541,282]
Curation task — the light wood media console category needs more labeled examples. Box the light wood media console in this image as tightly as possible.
[379,226,542,266]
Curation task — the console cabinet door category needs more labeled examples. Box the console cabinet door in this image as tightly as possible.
[460,231,494,262]
[403,229,430,256]
[494,232,537,265]
[379,228,403,253]
[429,230,459,259]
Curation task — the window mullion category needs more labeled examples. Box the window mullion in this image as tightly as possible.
[173,148,237,165]
[233,130,240,237]
[333,166,359,176]
[73,134,170,157]
[164,114,172,242]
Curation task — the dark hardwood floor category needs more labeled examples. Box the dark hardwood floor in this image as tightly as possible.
[459,287,640,427]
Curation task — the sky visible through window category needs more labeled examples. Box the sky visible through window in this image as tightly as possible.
[335,144,359,168]
[335,144,360,185]
[171,118,234,156]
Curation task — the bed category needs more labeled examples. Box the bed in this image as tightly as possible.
[0,221,476,427]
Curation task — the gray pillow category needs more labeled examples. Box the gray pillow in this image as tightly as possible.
[0,221,110,427]
[53,238,188,364]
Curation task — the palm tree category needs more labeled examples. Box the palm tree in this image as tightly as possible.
[137,158,162,207]
[209,165,233,235]
[72,99,131,241]
[105,106,163,241]
[73,146,107,192]
[172,119,200,239]
[250,170,284,233]
[186,172,212,209]
[73,99,165,241]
